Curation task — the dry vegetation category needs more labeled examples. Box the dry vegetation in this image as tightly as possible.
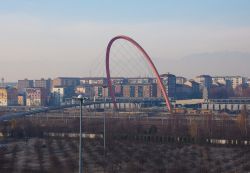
[0,109,250,173]
[0,138,250,173]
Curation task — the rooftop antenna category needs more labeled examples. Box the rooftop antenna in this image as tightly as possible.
[1,78,4,87]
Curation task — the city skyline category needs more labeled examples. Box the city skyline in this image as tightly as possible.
[1,0,250,81]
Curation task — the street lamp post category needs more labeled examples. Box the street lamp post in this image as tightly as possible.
[74,95,88,173]
[78,95,83,173]
[103,97,106,152]
[102,85,108,153]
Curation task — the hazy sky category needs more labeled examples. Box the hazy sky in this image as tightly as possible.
[1,0,250,81]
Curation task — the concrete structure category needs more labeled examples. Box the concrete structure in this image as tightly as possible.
[202,87,209,99]
[0,87,18,106]
[26,88,47,106]
[17,79,34,94]
[175,99,204,105]
[202,98,250,112]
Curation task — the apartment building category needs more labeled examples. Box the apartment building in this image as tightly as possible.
[158,73,176,98]
[34,78,52,91]
[17,79,34,94]
[194,75,212,89]
[212,76,247,89]
[52,77,80,88]
[0,87,18,106]
[26,88,47,106]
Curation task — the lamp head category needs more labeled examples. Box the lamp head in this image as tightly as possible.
[77,94,84,99]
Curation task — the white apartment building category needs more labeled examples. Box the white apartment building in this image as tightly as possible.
[212,76,247,89]
[194,75,212,89]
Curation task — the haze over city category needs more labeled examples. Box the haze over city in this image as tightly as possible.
[1,0,250,81]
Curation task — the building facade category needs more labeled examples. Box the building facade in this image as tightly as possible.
[17,79,34,94]
[80,77,107,85]
[0,87,18,106]
[212,76,247,89]
[52,77,80,88]
[176,76,187,85]
[194,75,212,89]
[127,77,154,84]
[18,95,25,106]
[123,84,157,98]
[159,73,176,98]
[175,84,193,99]
[34,78,52,91]
[52,86,74,106]
[75,85,94,97]
[184,80,200,98]
[26,88,47,106]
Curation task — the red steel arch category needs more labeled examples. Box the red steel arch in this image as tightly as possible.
[106,35,172,111]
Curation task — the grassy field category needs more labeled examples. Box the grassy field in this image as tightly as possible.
[1,138,250,173]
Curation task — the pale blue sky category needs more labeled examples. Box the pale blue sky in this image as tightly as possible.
[0,0,250,81]
[1,0,250,25]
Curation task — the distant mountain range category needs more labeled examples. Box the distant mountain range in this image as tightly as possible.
[157,51,250,78]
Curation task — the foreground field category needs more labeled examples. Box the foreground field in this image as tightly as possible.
[1,138,250,173]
